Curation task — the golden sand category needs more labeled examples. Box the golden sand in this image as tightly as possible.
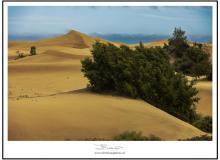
[8,31,212,140]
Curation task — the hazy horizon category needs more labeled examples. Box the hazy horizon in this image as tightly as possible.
[8,31,212,43]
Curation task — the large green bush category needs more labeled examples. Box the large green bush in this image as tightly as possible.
[81,41,199,123]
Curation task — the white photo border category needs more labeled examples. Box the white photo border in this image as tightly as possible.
[2,2,218,159]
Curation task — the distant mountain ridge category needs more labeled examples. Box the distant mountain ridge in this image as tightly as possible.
[90,33,212,44]
[9,31,212,45]
[8,34,61,41]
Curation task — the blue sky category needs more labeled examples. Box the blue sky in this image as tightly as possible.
[8,6,212,36]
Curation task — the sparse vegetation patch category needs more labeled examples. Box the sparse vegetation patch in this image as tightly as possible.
[113,131,161,141]
[15,50,25,59]
[179,135,212,141]
[193,115,212,133]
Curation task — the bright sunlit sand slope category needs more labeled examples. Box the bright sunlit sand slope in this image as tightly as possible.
[9,90,207,141]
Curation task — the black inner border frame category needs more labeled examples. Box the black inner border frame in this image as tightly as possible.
[1,1,218,159]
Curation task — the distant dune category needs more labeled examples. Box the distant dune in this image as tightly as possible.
[9,30,99,48]
[8,30,212,140]
[129,39,168,48]
[9,30,124,49]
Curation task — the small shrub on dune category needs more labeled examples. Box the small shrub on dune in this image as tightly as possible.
[30,46,37,56]
[114,131,211,141]
[179,135,212,141]
[113,131,161,141]
[15,50,25,59]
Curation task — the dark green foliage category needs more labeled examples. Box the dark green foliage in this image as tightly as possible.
[174,45,211,77]
[30,46,36,55]
[179,135,212,141]
[206,65,212,80]
[113,131,161,141]
[193,115,212,133]
[138,41,144,49]
[81,41,199,123]
[166,27,189,58]
[165,28,212,78]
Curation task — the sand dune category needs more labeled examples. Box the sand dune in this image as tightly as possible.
[8,30,96,48]
[9,71,87,98]
[10,50,90,64]
[35,30,97,48]
[8,30,123,50]
[9,46,91,61]
[9,90,207,141]
[129,40,168,48]
[8,31,212,140]
[9,62,82,73]
[195,81,212,116]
